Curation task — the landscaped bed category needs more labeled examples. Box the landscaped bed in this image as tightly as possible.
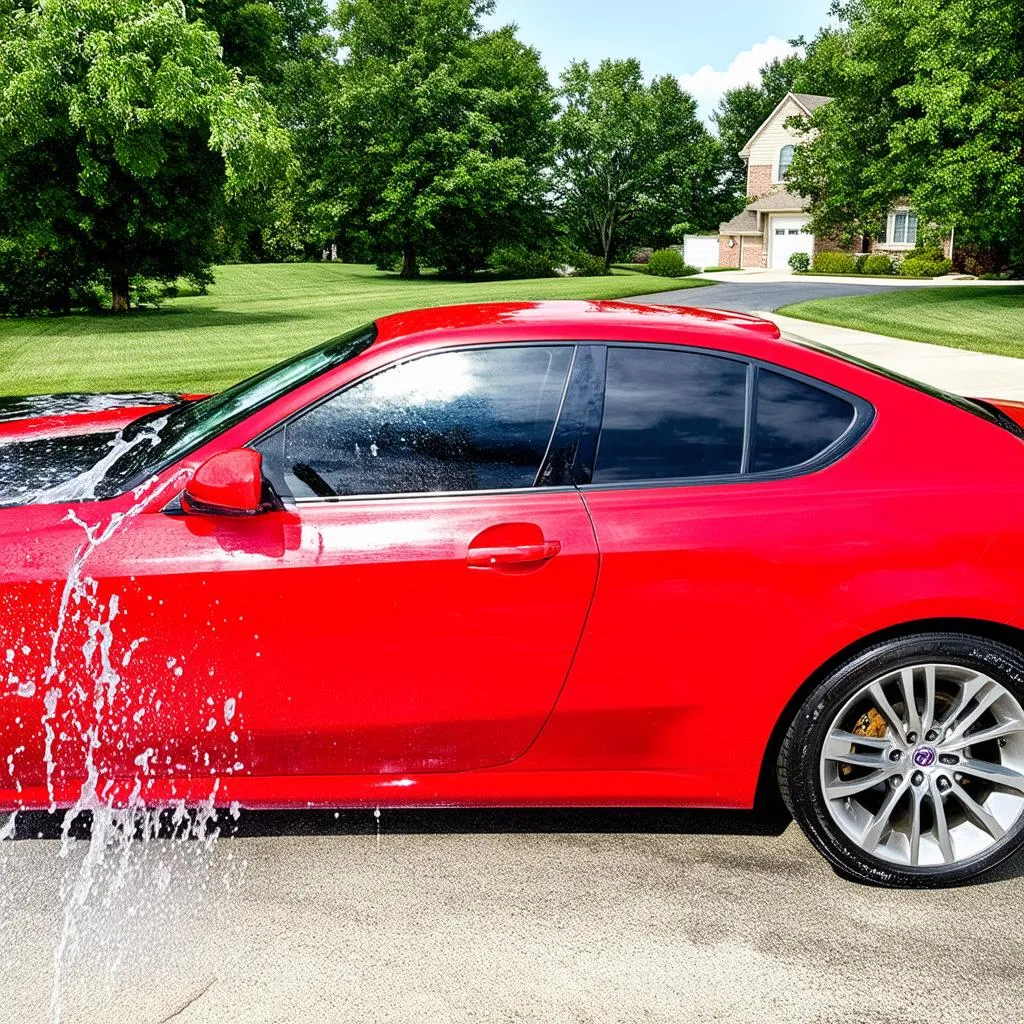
[0,262,710,395]
[778,285,1024,359]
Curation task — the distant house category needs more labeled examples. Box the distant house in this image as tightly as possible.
[717,92,950,270]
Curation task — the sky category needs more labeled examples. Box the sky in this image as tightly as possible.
[482,0,836,121]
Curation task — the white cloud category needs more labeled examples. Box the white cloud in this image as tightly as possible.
[680,36,803,124]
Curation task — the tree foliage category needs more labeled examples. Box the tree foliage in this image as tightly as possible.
[786,0,1024,265]
[0,0,292,312]
[314,0,556,278]
[554,59,726,267]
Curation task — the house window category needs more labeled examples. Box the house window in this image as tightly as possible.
[883,209,918,247]
[778,145,795,181]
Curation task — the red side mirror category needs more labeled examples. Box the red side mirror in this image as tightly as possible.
[182,448,265,516]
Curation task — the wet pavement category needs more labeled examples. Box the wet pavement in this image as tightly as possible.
[2,807,1023,1023]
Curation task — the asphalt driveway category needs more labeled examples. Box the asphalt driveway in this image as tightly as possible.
[3,808,1024,1023]
[634,277,925,313]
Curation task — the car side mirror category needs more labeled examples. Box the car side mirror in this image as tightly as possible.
[182,448,267,516]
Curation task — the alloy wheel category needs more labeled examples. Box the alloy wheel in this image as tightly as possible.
[819,662,1024,868]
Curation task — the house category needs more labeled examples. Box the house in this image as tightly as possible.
[717,92,950,270]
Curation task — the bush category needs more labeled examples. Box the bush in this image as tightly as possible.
[647,248,698,278]
[487,245,556,279]
[853,253,868,272]
[811,251,857,274]
[630,247,654,265]
[566,251,609,277]
[788,252,810,272]
[900,255,952,277]
[862,254,894,275]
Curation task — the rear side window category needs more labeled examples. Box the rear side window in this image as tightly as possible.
[751,369,856,473]
[593,348,748,483]
[258,345,573,498]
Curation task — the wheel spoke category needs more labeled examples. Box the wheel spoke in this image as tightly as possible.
[860,776,909,853]
[908,787,924,866]
[921,665,938,734]
[928,778,955,864]
[957,758,1024,794]
[942,718,1024,752]
[823,734,892,769]
[938,673,990,732]
[824,767,900,800]
[898,668,922,737]
[951,781,1006,842]
[944,682,1002,745]
[867,682,907,739]
[825,729,891,751]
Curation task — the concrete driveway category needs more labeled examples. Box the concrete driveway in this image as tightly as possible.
[3,808,1024,1024]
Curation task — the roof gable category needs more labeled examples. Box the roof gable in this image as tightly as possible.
[738,91,830,159]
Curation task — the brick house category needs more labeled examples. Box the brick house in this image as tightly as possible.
[717,92,950,270]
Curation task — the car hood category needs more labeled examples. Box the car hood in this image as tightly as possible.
[0,392,204,509]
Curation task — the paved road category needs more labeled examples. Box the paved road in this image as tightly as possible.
[634,278,915,313]
[2,807,1023,1024]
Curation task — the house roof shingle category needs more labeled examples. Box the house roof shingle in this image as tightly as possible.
[748,188,809,213]
[791,93,831,113]
[718,209,760,235]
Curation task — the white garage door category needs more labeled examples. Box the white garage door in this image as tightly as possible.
[769,216,813,269]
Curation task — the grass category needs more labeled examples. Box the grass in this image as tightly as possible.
[0,262,710,395]
[778,285,1024,359]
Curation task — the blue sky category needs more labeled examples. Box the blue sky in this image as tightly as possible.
[482,0,836,120]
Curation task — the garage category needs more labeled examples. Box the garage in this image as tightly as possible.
[769,214,813,269]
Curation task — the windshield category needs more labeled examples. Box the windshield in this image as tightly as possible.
[0,323,377,508]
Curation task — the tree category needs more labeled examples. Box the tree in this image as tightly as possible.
[316,0,556,279]
[554,59,726,267]
[0,0,291,312]
[786,0,1024,265]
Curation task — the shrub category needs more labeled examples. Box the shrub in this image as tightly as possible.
[647,248,698,278]
[853,253,868,272]
[862,254,894,275]
[566,251,609,277]
[630,247,654,264]
[811,251,857,274]
[487,245,556,279]
[900,255,952,277]
[788,251,810,272]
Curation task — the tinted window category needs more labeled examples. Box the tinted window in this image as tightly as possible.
[594,348,747,483]
[751,369,855,473]
[260,346,573,498]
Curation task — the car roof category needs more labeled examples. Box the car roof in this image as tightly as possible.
[370,301,782,352]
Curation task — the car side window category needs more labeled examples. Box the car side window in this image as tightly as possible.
[258,345,573,499]
[751,369,856,473]
[593,347,748,483]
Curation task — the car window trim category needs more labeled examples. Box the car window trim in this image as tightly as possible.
[245,340,583,505]
[572,341,875,492]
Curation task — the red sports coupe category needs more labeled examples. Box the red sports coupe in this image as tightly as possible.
[3,300,1024,887]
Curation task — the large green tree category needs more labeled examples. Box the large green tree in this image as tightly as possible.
[0,0,291,312]
[555,59,726,266]
[786,0,1024,265]
[316,0,556,278]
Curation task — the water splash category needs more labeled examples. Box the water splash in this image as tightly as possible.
[0,466,248,1022]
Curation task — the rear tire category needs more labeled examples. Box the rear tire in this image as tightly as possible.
[778,633,1024,887]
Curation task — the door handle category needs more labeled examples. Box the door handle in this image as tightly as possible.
[467,540,561,568]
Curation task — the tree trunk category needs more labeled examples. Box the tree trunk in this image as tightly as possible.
[399,242,419,279]
[110,266,131,313]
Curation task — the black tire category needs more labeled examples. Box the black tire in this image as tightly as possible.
[778,632,1024,888]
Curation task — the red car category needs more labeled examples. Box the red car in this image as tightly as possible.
[3,300,1024,888]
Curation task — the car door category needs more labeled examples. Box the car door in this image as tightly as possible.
[78,342,599,782]
[542,343,872,794]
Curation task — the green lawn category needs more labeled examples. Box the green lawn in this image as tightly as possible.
[0,262,709,395]
[778,285,1024,359]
